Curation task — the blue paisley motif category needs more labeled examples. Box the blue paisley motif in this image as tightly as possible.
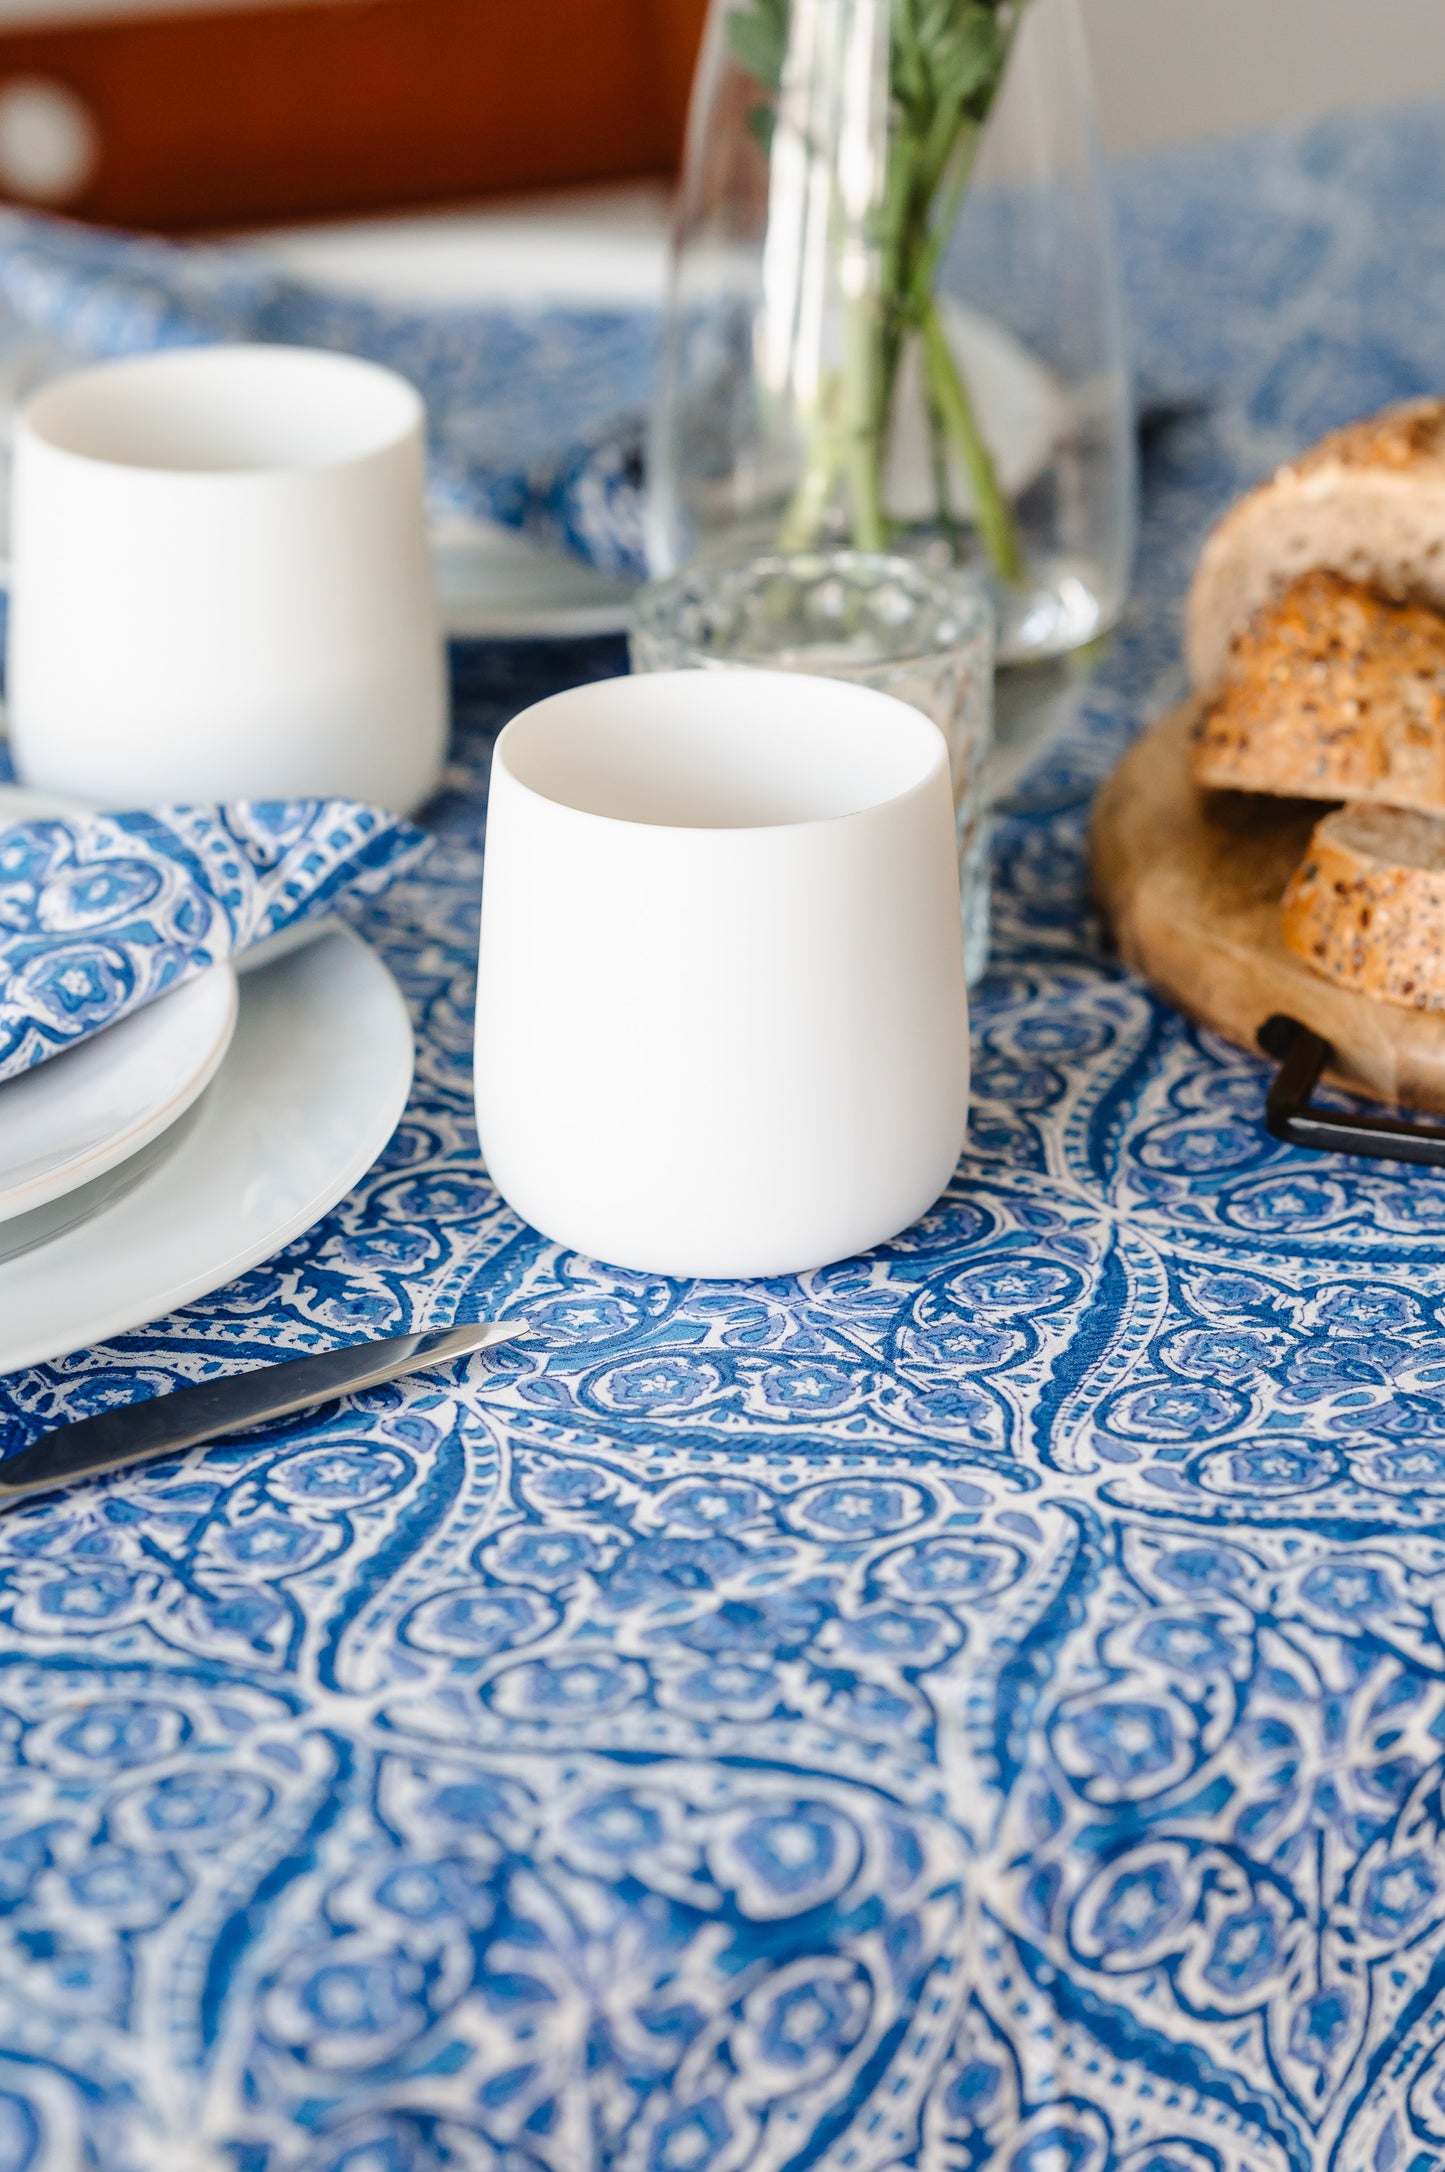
[0,801,426,1081]
[2,107,1445,2172]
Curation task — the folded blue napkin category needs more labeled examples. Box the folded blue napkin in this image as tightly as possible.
[0,799,426,1083]
[0,211,653,580]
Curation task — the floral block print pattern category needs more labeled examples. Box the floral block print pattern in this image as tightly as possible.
[0,106,1445,2172]
[0,207,655,577]
[0,801,425,1081]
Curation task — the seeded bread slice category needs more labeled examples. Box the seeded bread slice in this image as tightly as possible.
[1186,399,1445,691]
[1280,802,1445,1010]
[1191,569,1445,808]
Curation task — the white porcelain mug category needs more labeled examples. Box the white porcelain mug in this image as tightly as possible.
[8,344,447,812]
[474,669,970,1278]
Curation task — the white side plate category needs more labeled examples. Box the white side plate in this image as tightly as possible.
[0,966,237,1225]
[0,923,414,1373]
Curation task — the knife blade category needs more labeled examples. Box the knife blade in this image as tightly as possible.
[0,1317,529,1509]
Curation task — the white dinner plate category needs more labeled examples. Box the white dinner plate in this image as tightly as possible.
[0,923,414,1374]
[0,783,239,1225]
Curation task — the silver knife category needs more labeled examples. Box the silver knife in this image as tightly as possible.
[0,1318,528,1510]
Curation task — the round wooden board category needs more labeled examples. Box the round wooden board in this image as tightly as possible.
[1089,702,1445,1113]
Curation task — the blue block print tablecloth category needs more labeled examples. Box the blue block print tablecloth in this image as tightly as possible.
[5,110,1445,2172]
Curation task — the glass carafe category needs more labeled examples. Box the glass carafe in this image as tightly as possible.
[646,0,1136,667]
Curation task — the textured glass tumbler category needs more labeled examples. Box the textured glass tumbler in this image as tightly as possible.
[631,551,995,984]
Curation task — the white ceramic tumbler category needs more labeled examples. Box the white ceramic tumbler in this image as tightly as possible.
[475,669,970,1278]
[8,344,447,812]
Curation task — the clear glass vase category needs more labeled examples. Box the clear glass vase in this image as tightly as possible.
[646,0,1136,668]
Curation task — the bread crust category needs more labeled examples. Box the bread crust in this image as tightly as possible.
[1281,803,1445,1011]
[1186,398,1445,691]
[1191,569,1445,808]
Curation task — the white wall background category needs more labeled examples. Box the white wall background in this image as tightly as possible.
[1081,0,1445,158]
[0,0,1438,159]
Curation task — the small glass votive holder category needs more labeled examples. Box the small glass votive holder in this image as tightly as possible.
[630,550,995,984]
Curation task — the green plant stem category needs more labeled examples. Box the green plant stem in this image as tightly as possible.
[842,288,886,550]
[778,287,885,551]
[903,124,981,326]
[778,380,843,550]
[925,377,961,556]
[920,295,1024,582]
[762,0,1034,576]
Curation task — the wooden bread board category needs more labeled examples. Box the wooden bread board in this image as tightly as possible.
[1090,702,1445,1113]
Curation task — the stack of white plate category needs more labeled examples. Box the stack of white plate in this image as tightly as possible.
[0,786,415,1373]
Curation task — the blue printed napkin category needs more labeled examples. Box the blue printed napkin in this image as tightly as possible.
[0,210,654,580]
[0,799,426,1083]
[0,194,1201,592]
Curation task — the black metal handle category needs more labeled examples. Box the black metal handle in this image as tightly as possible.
[1258,1015,1445,1166]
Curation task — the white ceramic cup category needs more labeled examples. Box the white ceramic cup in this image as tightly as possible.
[8,344,447,811]
[474,669,970,1277]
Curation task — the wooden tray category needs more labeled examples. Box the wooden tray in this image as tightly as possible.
[1090,702,1445,1114]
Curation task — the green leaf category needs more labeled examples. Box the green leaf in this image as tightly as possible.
[919,2,1004,107]
[727,0,788,93]
[892,0,931,114]
[933,56,1001,129]
[746,101,777,152]
[901,0,1009,198]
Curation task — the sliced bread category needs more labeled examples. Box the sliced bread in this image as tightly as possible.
[1280,801,1445,1010]
[1186,399,1445,691]
[1191,568,1445,809]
